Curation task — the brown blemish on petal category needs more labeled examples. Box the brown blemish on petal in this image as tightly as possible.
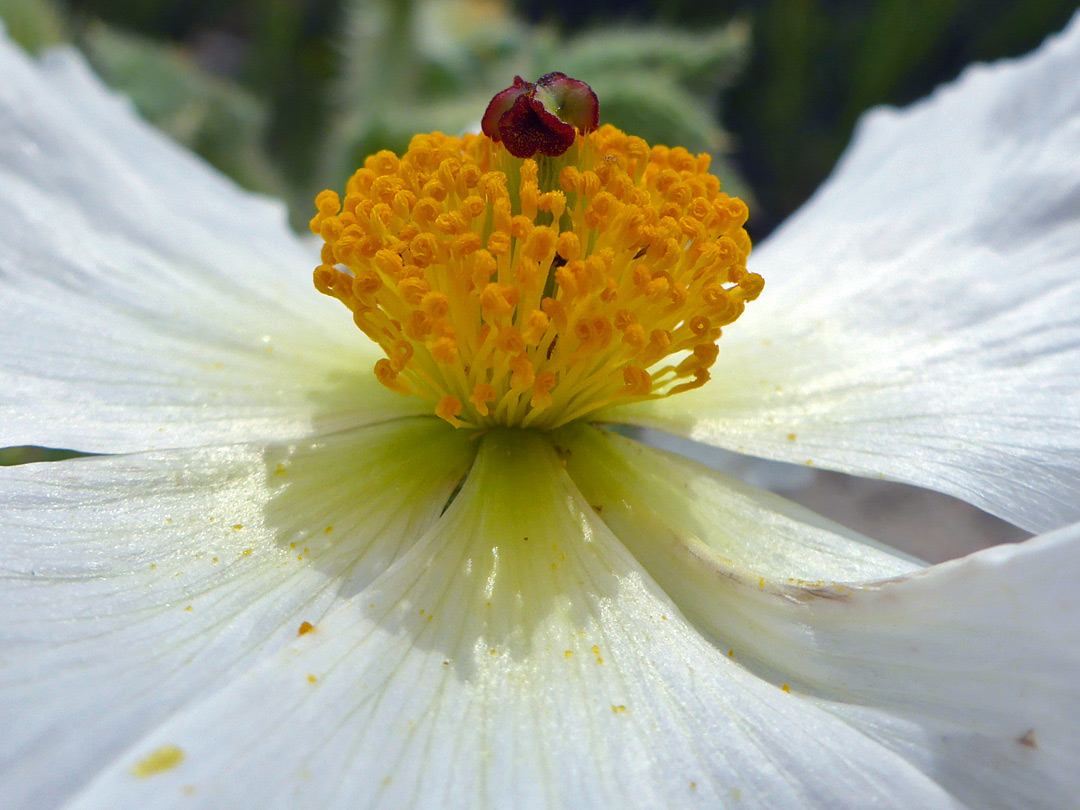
[790,584,853,602]
[1018,729,1038,749]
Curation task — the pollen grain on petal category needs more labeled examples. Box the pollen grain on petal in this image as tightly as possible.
[313,125,758,430]
[132,745,185,778]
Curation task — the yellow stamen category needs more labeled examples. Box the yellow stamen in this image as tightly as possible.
[312,126,760,429]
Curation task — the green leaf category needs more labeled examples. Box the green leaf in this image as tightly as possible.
[556,21,750,89]
[79,23,286,197]
[0,0,67,53]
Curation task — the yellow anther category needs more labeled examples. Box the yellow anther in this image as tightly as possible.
[367,150,400,175]
[423,180,448,202]
[522,227,558,263]
[387,340,414,372]
[487,231,512,256]
[374,249,403,277]
[556,232,581,262]
[409,232,439,267]
[470,383,497,416]
[429,336,458,364]
[509,354,535,390]
[399,277,430,306]
[468,250,497,288]
[352,269,382,298]
[510,215,533,241]
[622,323,647,348]
[689,316,711,337]
[494,326,525,356]
[374,359,413,396]
[559,166,580,193]
[538,191,566,219]
[580,171,601,197]
[421,291,450,319]
[532,371,557,410]
[521,310,550,345]
[435,396,463,427]
[623,366,652,396]
[313,123,758,429]
[481,283,519,319]
[406,310,432,339]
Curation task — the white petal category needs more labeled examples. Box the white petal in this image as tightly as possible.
[561,424,1080,810]
[0,35,419,453]
[560,423,922,582]
[785,530,1080,810]
[58,430,961,810]
[0,418,473,810]
[611,14,1080,533]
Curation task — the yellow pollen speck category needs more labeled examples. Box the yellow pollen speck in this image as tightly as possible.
[211,557,218,563]
[728,649,734,657]
[781,683,791,693]
[786,433,796,441]
[312,127,758,430]
[298,621,315,636]
[324,525,334,534]
[241,549,252,557]
[132,745,185,778]
[232,524,243,530]
[274,463,287,476]
[308,674,318,683]
[611,705,627,713]
[184,605,193,613]
[149,563,156,570]
[591,645,600,655]
[564,650,573,658]
[290,542,297,549]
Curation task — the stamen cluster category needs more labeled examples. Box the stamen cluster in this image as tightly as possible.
[311,125,760,430]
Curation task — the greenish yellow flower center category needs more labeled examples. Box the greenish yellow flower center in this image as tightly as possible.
[311,125,760,430]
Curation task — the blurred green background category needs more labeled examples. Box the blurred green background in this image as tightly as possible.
[0,0,1075,467]
[3,0,1074,235]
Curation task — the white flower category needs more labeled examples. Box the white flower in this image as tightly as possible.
[2,15,1080,810]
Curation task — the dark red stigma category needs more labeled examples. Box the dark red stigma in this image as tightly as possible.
[481,72,599,159]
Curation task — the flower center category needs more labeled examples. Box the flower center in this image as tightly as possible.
[311,80,760,430]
